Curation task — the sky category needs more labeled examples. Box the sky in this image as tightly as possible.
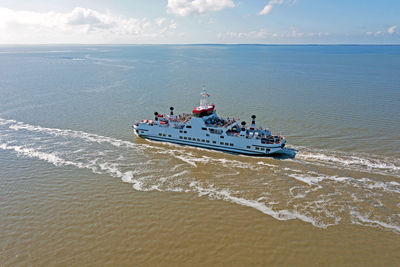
[0,0,399,44]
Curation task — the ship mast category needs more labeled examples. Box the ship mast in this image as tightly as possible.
[200,86,210,107]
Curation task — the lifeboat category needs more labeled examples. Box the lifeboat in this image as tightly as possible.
[192,104,215,117]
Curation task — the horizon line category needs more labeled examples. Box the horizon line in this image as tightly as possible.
[0,43,399,46]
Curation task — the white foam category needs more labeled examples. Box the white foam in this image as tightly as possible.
[287,170,400,195]
[288,173,348,186]
[289,186,309,199]
[6,119,141,150]
[188,181,329,228]
[121,171,135,183]
[357,177,400,194]
[167,170,189,179]
[0,143,88,170]
[297,150,400,174]
[0,118,17,126]
[257,161,276,167]
[170,163,185,171]
[173,155,197,167]
[350,210,400,233]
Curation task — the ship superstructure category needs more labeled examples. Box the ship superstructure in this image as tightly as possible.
[133,89,286,155]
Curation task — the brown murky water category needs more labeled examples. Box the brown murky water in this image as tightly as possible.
[1,117,399,266]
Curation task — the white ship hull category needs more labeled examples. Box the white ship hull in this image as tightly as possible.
[133,121,285,155]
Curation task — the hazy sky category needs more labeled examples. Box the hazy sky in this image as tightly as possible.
[0,0,399,44]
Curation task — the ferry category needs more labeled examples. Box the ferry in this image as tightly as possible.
[133,89,286,155]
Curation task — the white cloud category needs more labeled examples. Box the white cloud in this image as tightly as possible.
[259,4,273,15]
[387,25,397,35]
[155,18,166,26]
[365,25,398,37]
[259,0,295,15]
[167,0,235,16]
[0,7,178,43]
[218,29,268,39]
[218,27,328,41]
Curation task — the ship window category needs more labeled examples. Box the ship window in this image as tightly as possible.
[184,131,187,134]
[206,134,210,137]
[206,140,210,143]
[225,142,229,146]
[261,147,265,151]
[184,137,187,140]
[163,134,166,136]
[179,136,182,139]
[188,137,192,140]
[212,141,216,144]
[186,126,192,128]
[246,146,251,149]
[230,143,234,146]
[140,131,144,133]
[168,134,171,137]
[179,130,183,133]
[220,136,224,139]
[220,142,224,145]
[158,133,162,136]
[209,129,222,135]
[246,136,249,139]
[201,139,205,142]
[255,147,260,150]
[202,127,207,130]
[197,138,200,141]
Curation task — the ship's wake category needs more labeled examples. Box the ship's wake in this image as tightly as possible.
[1,117,399,233]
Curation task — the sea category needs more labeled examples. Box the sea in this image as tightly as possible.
[0,44,399,266]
